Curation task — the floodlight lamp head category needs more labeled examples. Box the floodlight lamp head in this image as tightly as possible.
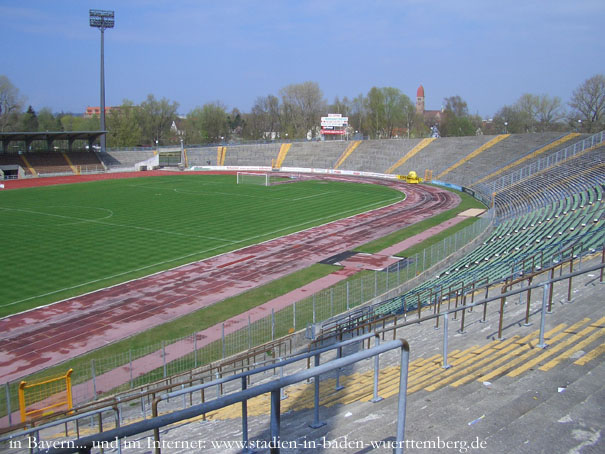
[89,9,115,29]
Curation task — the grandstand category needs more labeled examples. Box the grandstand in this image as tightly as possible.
[492,145,603,219]
[1,131,604,453]
[0,150,105,177]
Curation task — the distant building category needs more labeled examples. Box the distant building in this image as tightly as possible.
[415,85,443,125]
[170,118,186,137]
[84,106,116,118]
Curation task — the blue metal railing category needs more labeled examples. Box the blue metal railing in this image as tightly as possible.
[35,334,410,454]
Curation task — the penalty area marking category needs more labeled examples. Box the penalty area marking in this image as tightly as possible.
[0,205,115,227]
[0,205,230,242]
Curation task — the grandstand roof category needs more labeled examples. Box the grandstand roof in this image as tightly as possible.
[0,131,107,153]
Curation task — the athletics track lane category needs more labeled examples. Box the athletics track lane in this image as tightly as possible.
[0,174,459,383]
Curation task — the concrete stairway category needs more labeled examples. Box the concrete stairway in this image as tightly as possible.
[281,142,347,169]
[395,135,494,180]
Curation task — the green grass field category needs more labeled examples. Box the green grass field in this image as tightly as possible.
[0,174,404,317]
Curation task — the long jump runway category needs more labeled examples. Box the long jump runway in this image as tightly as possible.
[0,175,459,383]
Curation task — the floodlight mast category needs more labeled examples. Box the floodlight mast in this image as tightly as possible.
[89,9,114,154]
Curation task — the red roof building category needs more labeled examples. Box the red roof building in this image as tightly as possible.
[84,106,116,118]
[415,85,442,125]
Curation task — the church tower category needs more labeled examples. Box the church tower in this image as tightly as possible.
[416,85,425,114]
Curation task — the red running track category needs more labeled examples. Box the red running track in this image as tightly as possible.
[0,173,459,383]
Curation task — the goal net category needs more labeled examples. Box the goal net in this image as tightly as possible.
[237,172,270,186]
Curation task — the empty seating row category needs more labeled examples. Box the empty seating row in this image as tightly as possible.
[372,186,604,317]
[494,146,604,219]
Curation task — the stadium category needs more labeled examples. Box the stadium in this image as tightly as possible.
[0,129,603,453]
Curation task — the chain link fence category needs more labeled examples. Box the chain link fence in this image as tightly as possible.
[0,212,493,426]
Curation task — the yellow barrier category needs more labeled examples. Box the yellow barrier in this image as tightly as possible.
[397,170,423,184]
[217,146,227,166]
[274,143,292,169]
[334,140,362,169]
[62,152,79,175]
[472,132,580,186]
[386,138,435,174]
[19,154,38,177]
[18,369,74,423]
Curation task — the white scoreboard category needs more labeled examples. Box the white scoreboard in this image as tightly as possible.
[321,114,348,135]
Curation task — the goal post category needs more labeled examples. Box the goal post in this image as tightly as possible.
[236,171,301,186]
[237,172,270,186]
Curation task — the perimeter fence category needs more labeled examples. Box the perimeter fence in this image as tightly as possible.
[0,211,492,427]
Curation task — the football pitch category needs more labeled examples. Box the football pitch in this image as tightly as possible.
[0,174,404,317]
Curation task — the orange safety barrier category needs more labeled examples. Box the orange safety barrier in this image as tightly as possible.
[18,369,74,423]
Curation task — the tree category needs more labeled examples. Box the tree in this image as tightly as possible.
[37,108,62,131]
[444,96,469,118]
[514,94,538,131]
[535,95,565,132]
[227,108,244,136]
[106,100,142,147]
[59,114,99,132]
[19,105,38,132]
[365,87,385,138]
[439,95,477,136]
[410,112,430,138]
[185,102,230,144]
[328,96,351,116]
[493,105,526,134]
[0,75,23,131]
[402,102,418,138]
[440,114,476,137]
[382,87,412,138]
[569,74,605,132]
[279,81,326,139]
[244,95,281,140]
[363,87,414,138]
[139,94,179,146]
[493,94,566,133]
[349,94,366,136]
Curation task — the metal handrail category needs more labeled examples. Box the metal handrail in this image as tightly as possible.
[42,337,410,454]
[7,329,297,431]
[156,331,375,403]
[151,331,380,452]
[391,261,603,327]
[477,131,604,197]
[377,261,604,368]
[319,251,603,346]
[0,406,118,452]
[324,235,603,339]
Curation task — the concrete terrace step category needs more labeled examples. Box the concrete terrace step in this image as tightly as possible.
[468,361,605,453]
[405,354,605,448]
[185,311,603,424]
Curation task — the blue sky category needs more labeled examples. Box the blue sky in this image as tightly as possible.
[2,0,604,118]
